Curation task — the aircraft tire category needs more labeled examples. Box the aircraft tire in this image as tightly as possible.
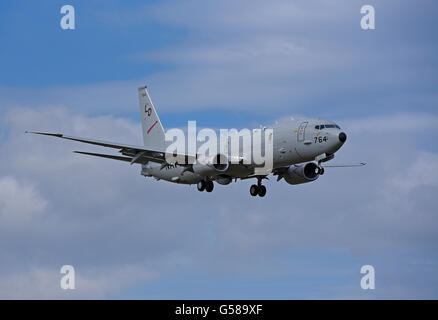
[250,185,259,196]
[205,181,214,192]
[197,180,206,192]
[258,185,266,197]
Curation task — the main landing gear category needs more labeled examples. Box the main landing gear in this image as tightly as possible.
[250,177,266,197]
[197,179,214,193]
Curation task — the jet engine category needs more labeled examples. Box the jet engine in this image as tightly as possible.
[215,175,232,185]
[193,154,229,176]
[283,162,320,185]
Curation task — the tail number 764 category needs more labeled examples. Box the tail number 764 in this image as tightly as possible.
[314,136,328,143]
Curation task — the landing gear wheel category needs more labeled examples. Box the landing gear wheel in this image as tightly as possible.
[319,167,325,175]
[258,185,266,197]
[250,184,259,196]
[197,180,205,192]
[205,180,214,192]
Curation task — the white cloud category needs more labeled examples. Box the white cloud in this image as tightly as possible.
[0,176,47,223]
[386,152,438,194]
[0,81,144,116]
[3,1,435,116]
[344,113,438,134]
[1,102,438,298]
[143,0,353,32]
[0,265,154,299]
[1,0,438,298]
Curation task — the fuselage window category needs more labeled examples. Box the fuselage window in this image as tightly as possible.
[325,124,335,128]
[319,125,325,129]
[315,125,320,130]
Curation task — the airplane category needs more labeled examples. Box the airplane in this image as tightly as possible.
[27,85,364,197]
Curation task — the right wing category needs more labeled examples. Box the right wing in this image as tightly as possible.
[322,163,366,167]
[27,131,194,165]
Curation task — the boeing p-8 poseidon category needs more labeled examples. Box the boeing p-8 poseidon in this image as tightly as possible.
[28,86,364,197]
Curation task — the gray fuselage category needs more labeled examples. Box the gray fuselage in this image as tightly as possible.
[141,118,346,184]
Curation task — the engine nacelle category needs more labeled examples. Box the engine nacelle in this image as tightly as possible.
[193,154,229,176]
[283,162,320,185]
[215,175,232,185]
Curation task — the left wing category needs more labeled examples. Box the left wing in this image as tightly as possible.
[26,131,194,165]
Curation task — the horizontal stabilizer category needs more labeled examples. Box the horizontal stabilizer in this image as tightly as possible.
[74,151,133,162]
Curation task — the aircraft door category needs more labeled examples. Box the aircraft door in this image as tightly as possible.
[297,122,308,142]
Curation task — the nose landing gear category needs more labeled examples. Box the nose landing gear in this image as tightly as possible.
[318,166,324,175]
[317,160,325,175]
[315,153,333,175]
[250,177,267,197]
[250,185,258,196]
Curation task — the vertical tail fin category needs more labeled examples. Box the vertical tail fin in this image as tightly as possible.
[138,85,165,148]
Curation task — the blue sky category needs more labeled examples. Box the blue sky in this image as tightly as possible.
[0,0,437,299]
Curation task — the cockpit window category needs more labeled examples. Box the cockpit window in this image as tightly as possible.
[318,123,341,129]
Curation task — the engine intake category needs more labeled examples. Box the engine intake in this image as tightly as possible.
[213,154,229,172]
[193,154,229,176]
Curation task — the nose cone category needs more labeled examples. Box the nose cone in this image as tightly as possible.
[338,132,347,143]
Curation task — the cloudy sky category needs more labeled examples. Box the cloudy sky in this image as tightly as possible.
[0,0,437,299]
